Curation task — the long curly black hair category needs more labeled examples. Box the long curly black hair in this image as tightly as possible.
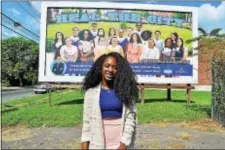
[82,52,138,107]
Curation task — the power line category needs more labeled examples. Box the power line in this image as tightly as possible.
[2,20,39,41]
[16,1,40,23]
[26,1,41,18]
[1,13,40,39]
[1,24,38,43]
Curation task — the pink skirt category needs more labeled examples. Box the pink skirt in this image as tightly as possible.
[103,118,122,149]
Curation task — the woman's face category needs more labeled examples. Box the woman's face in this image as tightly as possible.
[84,31,89,40]
[171,33,176,40]
[166,39,172,48]
[56,33,62,40]
[110,29,115,36]
[132,34,137,42]
[177,39,183,47]
[112,37,118,45]
[98,29,104,36]
[102,56,118,81]
[65,38,72,46]
[148,40,155,48]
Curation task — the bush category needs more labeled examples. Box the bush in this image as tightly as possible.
[120,22,128,29]
[211,52,225,127]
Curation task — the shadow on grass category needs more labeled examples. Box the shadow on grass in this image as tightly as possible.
[188,104,211,117]
[56,99,84,105]
[137,98,195,104]
[1,107,18,113]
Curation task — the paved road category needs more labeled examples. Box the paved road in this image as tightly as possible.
[2,88,36,103]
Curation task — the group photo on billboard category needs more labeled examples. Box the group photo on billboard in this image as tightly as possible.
[39,2,198,83]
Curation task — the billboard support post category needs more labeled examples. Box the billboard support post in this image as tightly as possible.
[48,87,52,107]
[167,84,172,101]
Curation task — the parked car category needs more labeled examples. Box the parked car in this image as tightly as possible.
[33,83,51,94]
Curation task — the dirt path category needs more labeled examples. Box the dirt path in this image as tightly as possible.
[2,120,225,149]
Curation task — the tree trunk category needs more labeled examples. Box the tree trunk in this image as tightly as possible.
[19,77,23,87]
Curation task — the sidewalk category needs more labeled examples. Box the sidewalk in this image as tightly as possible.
[2,120,225,149]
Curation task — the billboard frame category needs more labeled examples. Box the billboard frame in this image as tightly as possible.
[39,1,198,84]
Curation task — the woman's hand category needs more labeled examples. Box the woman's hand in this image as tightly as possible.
[81,142,89,150]
[117,142,127,150]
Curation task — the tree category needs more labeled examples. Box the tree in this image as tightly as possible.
[120,22,128,29]
[173,12,186,19]
[2,37,39,86]
[186,28,225,44]
[79,9,83,19]
[96,9,101,17]
[62,9,74,14]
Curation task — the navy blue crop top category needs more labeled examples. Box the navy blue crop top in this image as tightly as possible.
[100,88,123,118]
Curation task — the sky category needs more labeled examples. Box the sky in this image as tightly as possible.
[1,0,225,41]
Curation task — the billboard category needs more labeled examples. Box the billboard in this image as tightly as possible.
[39,1,198,84]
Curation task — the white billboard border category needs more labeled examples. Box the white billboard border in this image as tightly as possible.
[39,1,198,84]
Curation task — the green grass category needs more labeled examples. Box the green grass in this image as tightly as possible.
[2,89,211,127]
[47,22,192,48]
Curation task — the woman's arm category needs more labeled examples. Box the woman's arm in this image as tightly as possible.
[137,45,143,63]
[119,47,125,57]
[74,48,78,62]
[81,91,92,149]
[60,46,66,61]
[140,47,147,61]
[156,48,160,60]
[182,48,188,60]
[120,100,137,147]
[84,41,94,57]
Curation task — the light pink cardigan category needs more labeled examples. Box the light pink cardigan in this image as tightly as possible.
[81,83,137,149]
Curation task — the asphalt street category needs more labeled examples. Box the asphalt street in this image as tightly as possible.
[2,88,36,103]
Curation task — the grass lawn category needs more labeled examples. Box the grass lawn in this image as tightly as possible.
[1,89,211,127]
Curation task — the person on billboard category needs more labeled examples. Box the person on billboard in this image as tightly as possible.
[108,28,116,44]
[161,37,174,61]
[78,29,95,62]
[134,22,143,37]
[174,38,188,61]
[51,57,66,75]
[106,37,124,57]
[94,28,108,61]
[140,39,160,62]
[171,32,179,50]
[81,52,138,149]
[126,33,142,63]
[60,37,78,62]
[126,27,133,41]
[154,30,164,52]
[94,28,106,44]
[141,30,152,46]
[91,22,98,38]
[117,29,129,54]
[71,27,80,47]
[53,31,65,60]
